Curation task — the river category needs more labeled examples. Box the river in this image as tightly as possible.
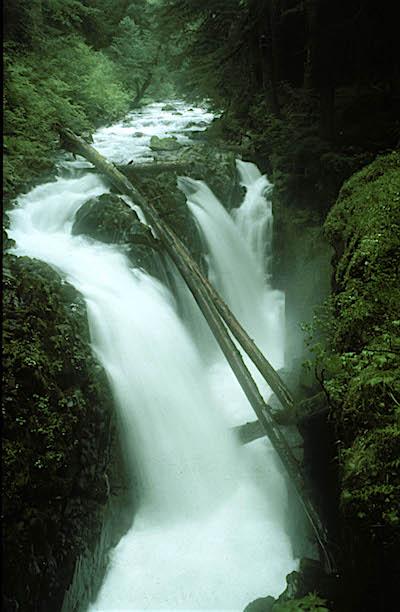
[9,101,299,611]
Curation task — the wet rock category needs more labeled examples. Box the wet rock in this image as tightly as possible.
[133,131,145,137]
[131,170,205,269]
[2,253,119,611]
[276,558,334,605]
[186,130,208,141]
[244,559,334,611]
[243,595,275,612]
[3,228,16,251]
[150,135,182,151]
[161,104,177,111]
[185,121,208,129]
[72,193,161,277]
[72,193,159,252]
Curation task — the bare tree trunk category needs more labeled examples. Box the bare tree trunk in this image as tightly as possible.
[319,84,335,140]
[132,72,153,108]
[250,0,280,115]
[303,0,319,90]
[303,0,335,140]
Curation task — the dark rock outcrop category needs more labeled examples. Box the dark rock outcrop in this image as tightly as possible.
[72,193,157,249]
[244,559,334,611]
[2,254,128,612]
[321,151,400,610]
[150,135,182,151]
[72,192,160,274]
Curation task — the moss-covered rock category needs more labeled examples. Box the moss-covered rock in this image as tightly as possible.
[72,193,157,248]
[2,254,124,611]
[271,594,329,612]
[244,559,333,612]
[72,192,161,275]
[315,151,400,608]
[150,135,182,151]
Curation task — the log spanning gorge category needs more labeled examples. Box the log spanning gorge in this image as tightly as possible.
[9,102,310,610]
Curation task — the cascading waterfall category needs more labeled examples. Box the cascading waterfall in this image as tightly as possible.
[178,160,285,386]
[8,102,298,611]
[233,160,274,275]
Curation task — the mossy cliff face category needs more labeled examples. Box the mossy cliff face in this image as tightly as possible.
[2,253,121,612]
[319,152,400,609]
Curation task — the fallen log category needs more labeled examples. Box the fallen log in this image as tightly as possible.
[60,128,292,413]
[59,127,334,572]
[232,419,265,444]
[233,405,331,444]
[119,162,193,178]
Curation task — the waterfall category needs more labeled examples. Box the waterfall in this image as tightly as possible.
[178,160,285,381]
[8,102,298,611]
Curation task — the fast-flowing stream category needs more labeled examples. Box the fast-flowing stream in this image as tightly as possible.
[9,101,298,610]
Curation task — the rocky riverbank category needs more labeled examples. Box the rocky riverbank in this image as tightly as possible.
[2,252,132,611]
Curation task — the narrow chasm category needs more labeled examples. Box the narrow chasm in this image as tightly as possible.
[4,2,399,610]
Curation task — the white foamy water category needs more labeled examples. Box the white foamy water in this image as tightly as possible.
[8,102,297,611]
[178,161,285,392]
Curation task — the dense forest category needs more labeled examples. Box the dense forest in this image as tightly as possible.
[3,1,400,612]
[3,0,176,201]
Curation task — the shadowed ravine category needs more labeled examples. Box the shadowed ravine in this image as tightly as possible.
[9,102,299,611]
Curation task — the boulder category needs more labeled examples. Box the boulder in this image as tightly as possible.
[2,253,120,611]
[72,193,158,251]
[150,135,182,152]
[275,558,335,607]
[186,130,207,141]
[72,193,161,276]
[243,596,275,612]
[185,121,208,129]
[243,559,333,611]
[161,104,177,111]
[3,228,16,251]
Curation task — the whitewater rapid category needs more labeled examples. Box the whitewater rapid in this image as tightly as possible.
[8,101,298,611]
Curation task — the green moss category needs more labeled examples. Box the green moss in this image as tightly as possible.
[2,254,118,610]
[272,593,329,611]
[310,151,400,603]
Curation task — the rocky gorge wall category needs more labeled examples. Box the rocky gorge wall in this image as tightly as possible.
[266,151,400,611]
[2,248,132,612]
[320,152,400,610]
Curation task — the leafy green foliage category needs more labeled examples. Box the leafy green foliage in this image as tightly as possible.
[3,0,173,203]
[4,37,131,201]
[108,16,156,90]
